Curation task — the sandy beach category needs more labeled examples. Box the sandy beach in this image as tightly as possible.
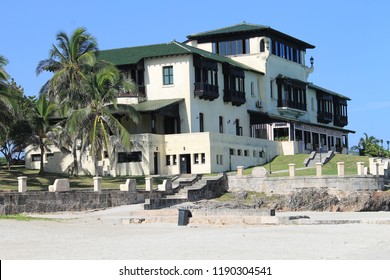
[1,205,390,260]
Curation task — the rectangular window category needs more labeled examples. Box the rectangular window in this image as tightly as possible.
[173,155,177,165]
[199,113,204,132]
[31,154,41,162]
[219,116,223,133]
[194,154,199,164]
[163,66,173,85]
[166,155,171,166]
[201,153,205,164]
[219,155,223,165]
[270,80,274,98]
[212,42,217,53]
[117,152,142,163]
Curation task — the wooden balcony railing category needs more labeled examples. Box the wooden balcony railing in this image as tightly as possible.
[194,82,219,101]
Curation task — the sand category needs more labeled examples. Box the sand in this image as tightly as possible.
[1,205,390,260]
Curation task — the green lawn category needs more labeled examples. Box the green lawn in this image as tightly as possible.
[244,154,370,177]
[0,166,171,191]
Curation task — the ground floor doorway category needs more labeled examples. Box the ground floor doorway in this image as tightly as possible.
[179,154,191,174]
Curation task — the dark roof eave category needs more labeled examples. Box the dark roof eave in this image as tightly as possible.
[188,24,315,50]
[308,83,351,101]
[247,110,355,134]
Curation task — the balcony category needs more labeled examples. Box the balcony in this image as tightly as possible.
[194,82,219,101]
[317,111,333,124]
[277,99,307,118]
[334,115,348,127]
[223,89,246,106]
[118,85,146,98]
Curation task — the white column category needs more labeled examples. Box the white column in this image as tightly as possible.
[18,176,27,193]
[237,166,244,177]
[316,162,323,177]
[356,162,365,176]
[337,162,345,176]
[289,163,296,177]
[145,177,153,192]
[93,177,102,192]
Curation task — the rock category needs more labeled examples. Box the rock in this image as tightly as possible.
[251,167,268,177]
[196,189,390,212]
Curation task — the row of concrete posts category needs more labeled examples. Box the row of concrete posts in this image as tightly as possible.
[236,161,368,177]
[16,176,172,193]
[288,161,366,177]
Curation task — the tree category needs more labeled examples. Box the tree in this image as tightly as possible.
[0,56,26,169]
[0,55,14,133]
[352,133,380,157]
[27,94,57,175]
[37,27,98,175]
[36,27,97,105]
[66,65,140,175]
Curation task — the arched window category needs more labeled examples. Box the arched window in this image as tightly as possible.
[260,39,265,52]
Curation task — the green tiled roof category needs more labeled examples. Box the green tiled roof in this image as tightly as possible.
[97,41,262,74]
[308,83,351,101]
[187,22,269,38]
[187,22,315,49]
[97,42,190,66]
[131,98,184,112]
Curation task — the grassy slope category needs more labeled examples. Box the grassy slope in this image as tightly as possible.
[0,166,169,191]
[245,154,370,177]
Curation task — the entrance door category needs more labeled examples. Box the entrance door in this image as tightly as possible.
[180,154,191,174]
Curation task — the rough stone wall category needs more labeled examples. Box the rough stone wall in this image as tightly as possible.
[187,176,227,201]
[228,175,384,194]
[0,190,151,215]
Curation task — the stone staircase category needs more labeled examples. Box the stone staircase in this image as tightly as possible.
[304,151,334,167]
[144,174,226,210]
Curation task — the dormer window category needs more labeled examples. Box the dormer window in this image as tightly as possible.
[270,39,302,64]
[260,39,266,52]
[212,39,250,56]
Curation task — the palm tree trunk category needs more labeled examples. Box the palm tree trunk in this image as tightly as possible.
[72,141,78,176]
[39,141,45,175]
[94,152,100,176]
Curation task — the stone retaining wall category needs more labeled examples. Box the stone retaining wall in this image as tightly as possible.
[228,175,384,194]
[0,190,155,215]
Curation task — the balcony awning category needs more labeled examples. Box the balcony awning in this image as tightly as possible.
[131,98,184,113]
[248,110,355,133]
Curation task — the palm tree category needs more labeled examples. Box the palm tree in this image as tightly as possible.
[36,27,97,106]
[352,133,379,156]
[0,55,9,81]
[66,65,140,176]
[0,55,16,137]
[27,94,57,175]
[37,27,98,175]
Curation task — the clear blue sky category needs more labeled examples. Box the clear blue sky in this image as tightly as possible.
[2,0,390,148]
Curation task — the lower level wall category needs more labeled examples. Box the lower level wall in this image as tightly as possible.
[0,190,156,215]
[228,175,384,194]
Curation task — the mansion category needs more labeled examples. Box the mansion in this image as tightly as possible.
[26,23,353,176]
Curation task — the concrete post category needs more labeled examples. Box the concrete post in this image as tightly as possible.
[18,176,27,193]
[337,162,345,176]
[375,162,379,176]
[93,177,102,192]
[288,163,296,177]
[316,162,323,177]
[128,179,137,192]
[356,162,365,176]
[237,166,244,177]
[145,177,153,192]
